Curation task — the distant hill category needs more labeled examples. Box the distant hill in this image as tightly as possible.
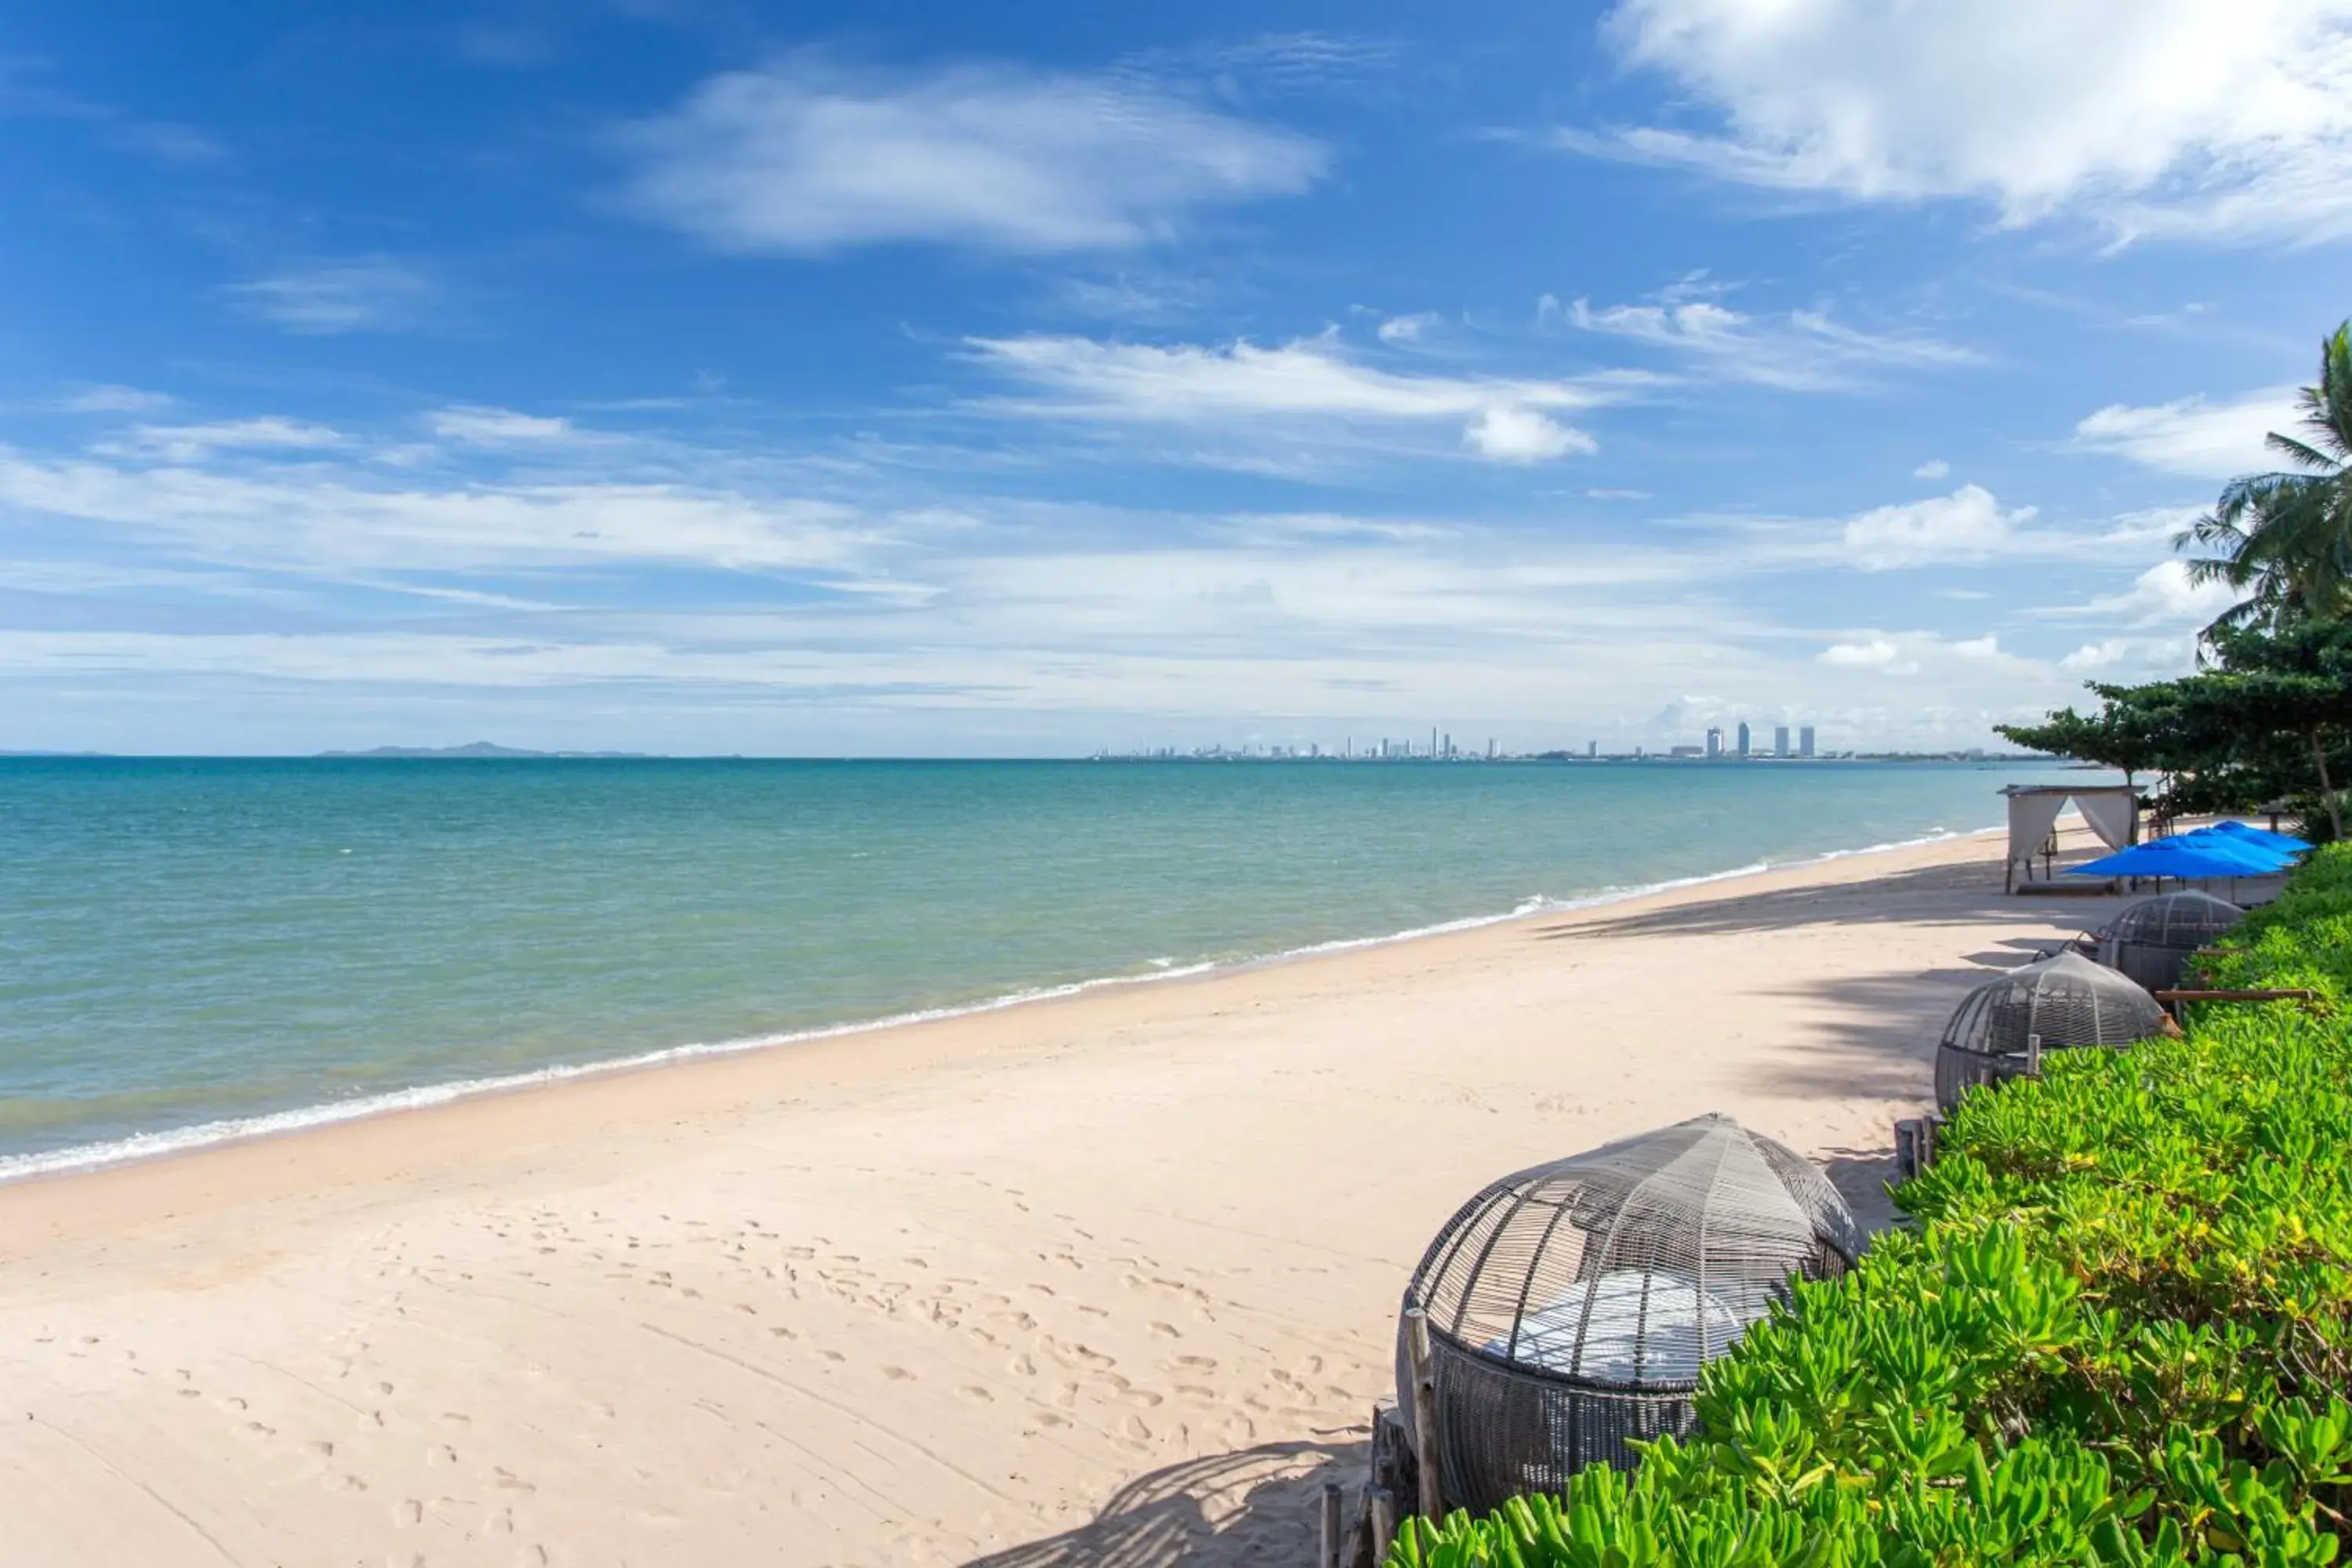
[317,742,662,760]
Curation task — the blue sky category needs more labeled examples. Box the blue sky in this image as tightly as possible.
[5,1,2350,755]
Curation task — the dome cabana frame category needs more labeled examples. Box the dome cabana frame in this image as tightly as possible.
[1396,1114,1862,1512]
[1933,950,2169,1112]
[2094,891,2244,993]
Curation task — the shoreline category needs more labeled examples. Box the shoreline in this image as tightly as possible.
[0,821,2127,1566]
[0,822,1989,1187]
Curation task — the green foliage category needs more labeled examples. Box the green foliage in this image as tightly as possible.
[1995,618,2352,838]
[1388,847,2352,1568]
[2176,321,2352,636]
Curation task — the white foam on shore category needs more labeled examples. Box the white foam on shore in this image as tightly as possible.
[0,823,1991,1185]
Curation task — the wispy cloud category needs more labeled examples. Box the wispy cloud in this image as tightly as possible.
[62,385,172,414]
[961,332,1617,463]
[1562,0,2352,246]
[424,407,600,446]
[2071,386,2303,477]
[0,452,878,579]
[1376,311,1443,346]
[106,417,347,463]
[615,55,1329,256]
[1556,290,1980,390]
[1117,32,1402,98]
[0,56,226,167]
[223,260,435,335]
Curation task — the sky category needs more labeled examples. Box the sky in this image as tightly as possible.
[4,0,2350,757]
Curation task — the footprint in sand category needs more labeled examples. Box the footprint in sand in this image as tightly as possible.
[881,1367,914,1381]
[958,1386,994,1403]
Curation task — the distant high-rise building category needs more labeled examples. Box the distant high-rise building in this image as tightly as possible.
[1588,740,1599,758]
[1705,727,1723,760]
[1736,721,1751,758]
[1774,724,1790,758]
[1798,726,1817,759]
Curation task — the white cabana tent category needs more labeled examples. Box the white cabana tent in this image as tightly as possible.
[2002,783,2139,893]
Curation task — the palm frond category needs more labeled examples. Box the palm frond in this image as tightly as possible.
[2266,430,2341,474]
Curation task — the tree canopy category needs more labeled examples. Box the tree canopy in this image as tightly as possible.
[1997,619,2352,839]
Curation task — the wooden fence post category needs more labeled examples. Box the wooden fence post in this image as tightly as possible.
[1403,1306,1445,1524]
[1368,1484,1397,1563]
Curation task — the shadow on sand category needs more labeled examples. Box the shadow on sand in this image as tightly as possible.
[962,1438,1366,1568]
[1533,858,2126,946]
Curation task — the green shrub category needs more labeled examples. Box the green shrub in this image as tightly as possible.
[1389,845,2352,1568]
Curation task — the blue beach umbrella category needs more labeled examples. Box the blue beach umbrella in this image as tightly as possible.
[2209,819,2313,855]
[2067,835,2286,881]
[2172,826,2298,870]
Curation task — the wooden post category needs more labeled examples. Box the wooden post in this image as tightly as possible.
[1368,1483,1397,1563]
[1893,1118,1918,1180]
[1403,1307,1445,1523]
[1320,1481,1344,1568]
[1918,1116,1937,1170]
[2024,1033,2042,1078]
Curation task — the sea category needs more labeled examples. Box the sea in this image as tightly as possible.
[0,756,2095,1178]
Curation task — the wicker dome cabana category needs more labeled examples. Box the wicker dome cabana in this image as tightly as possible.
[1933,950,2169,1112]
[2095,891,2244,993]
[1396,1114,1863,1512]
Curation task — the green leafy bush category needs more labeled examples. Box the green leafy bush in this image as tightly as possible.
[1389,846,2352,1568]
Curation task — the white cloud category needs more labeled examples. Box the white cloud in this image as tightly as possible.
[1377,311,1443,345]
[1913,458,1950,480]
[2058,634,2198,677]
[962,333,1609,462]
[1579,0,2352,244]
[2067,561,2243,627]
[1817,630,2016,678]
[64,385,172,414]
[223,260,434,335]
[110,418,347,463]
[1464,407,1591,463]
[615,56,1328,255]
[425,407,590,445]
[1566,296,1978,390]
[1820,637,1912,674]
[0,452,874,578]
[2071,386,2303,477]
[1842,485,2036,568]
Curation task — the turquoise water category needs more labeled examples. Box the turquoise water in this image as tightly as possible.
[0,757,2089,1174]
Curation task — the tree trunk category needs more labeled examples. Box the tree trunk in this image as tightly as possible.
[2311,728,2344,841]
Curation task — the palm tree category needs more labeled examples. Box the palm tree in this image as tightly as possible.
[2176,321,2352,637]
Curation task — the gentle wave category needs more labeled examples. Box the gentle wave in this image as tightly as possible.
[0,822,1990,1185]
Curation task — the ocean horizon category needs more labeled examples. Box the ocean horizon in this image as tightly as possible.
[0,756,2095,1178]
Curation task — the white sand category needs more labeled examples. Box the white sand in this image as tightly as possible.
[0,826,2126,1566]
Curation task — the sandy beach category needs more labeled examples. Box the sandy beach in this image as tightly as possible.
[0,826,2128,1566]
